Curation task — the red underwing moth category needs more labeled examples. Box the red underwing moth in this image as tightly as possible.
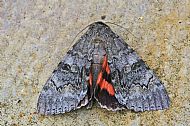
[37,22,170,115]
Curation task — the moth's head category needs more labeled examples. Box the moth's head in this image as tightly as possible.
[89,21,110,29]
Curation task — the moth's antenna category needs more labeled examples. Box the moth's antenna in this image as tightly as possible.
[68,23,91,49]
[105,21,140,40]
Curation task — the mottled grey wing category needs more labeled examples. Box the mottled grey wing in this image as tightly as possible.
[106,32,170,112]
[37,35,92,115]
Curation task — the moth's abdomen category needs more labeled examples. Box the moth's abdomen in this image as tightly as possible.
[91,41,107,86]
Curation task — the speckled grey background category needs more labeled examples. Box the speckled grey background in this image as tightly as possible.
[0,0,190,126]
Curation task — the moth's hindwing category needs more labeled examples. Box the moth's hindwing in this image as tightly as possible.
[95,55,124,111]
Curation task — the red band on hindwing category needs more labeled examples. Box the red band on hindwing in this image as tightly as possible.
[105,62,110,74]
[102,56,107,69]
[97,55,115,96]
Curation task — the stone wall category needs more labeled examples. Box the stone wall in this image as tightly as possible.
[0,0,190,125]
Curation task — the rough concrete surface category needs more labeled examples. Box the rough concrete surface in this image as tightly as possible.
[0,0,190,126]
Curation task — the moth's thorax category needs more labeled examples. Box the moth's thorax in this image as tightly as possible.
[92,39,106,64]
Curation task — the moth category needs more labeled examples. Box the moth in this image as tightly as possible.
[37,22,170,115]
